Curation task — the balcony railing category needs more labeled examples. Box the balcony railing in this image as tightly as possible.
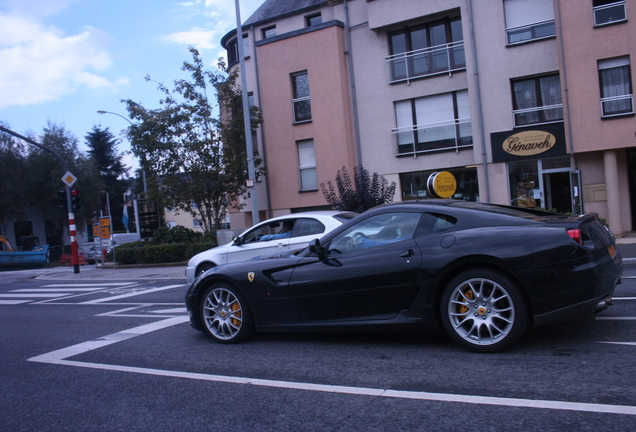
[386,41,466,84]
[392,118,472,156]
[512,104,563,127]
[601,94,634,118]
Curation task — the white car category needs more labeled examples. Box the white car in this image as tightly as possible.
[186,211,357,285]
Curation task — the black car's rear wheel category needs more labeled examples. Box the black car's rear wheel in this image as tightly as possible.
[441,269,528,353]
[201,283,253,343]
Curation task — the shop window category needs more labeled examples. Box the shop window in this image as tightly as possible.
[393,90,472,155]
[599,56,634,118]
[512,74,563,126]
[386,14,465,84]
[593,0,627,27]
[400,167,478,201]
[504,0,556,45]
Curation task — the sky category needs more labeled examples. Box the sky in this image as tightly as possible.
[0,0,264,170]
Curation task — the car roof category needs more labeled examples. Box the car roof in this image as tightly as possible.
[259,210,357,224]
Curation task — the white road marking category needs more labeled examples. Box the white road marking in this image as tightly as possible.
[0,300,32,305]
[27,317,636,416]
[42,283,137,287]
[598,342,636,347]
[11,288,104,292]
[80,285,183,304]
[0,293,68,298]
[596,316,636,320]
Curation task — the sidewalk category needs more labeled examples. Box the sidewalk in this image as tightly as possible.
[36,263,187,282]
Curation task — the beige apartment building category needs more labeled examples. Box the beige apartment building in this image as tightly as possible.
[223,0,635,237]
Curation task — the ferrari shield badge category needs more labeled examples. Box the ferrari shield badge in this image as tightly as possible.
[248,272,255,282]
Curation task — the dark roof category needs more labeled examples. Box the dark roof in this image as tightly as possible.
[244,0,327,26]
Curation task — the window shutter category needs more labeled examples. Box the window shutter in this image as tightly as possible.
[505,0,555,29]
[599,56,630,69]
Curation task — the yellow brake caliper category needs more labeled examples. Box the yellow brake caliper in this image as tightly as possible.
[459,289,474,314]
[231,302,241,326]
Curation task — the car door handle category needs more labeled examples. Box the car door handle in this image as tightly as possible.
[400,249,414,258]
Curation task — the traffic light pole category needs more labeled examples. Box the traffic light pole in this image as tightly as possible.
[0,125,80,274]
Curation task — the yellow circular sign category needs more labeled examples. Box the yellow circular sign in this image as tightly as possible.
[427,171,457,199]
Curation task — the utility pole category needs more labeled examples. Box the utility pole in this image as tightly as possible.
[235,0,260,225]
[0,125,81,274]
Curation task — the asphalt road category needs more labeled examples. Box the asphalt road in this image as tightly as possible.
[1,263,635,431]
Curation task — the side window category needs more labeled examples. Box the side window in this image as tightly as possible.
[414,212,458,237]
[241,220,295,243]
[293,218,326,237]
[328,213,421,254]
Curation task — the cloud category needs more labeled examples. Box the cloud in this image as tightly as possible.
[0,13,125,109]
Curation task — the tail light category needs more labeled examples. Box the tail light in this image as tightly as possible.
[568,229,582,245]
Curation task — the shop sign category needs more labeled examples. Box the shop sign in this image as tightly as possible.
[427,171,457,199]
[503,130,556,156]
[490,122,566,163]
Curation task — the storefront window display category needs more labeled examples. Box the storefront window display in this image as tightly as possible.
[400,167,478,201]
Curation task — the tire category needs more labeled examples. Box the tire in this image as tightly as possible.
[200,283,253,343]
[440,269,528,353]
[196,262,216,278]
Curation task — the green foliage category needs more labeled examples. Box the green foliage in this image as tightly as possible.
[321,166,396,213]
[123,47,263,232]
[113,240,216,264]
[85,126,130,232]
[151,225,202,244]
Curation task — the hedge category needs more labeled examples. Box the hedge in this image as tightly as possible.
[111,241,216,265]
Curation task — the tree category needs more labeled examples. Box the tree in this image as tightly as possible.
[85,126,130,231]
[22,122,101,238]
[321,166,396,213]
[123,47,262,231]
[0,122,28,224]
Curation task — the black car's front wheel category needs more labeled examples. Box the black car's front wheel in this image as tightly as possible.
[200,283,253,343]
[441,269,528,353]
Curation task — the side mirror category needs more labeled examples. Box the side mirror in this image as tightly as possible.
[232,236,242,246]
[308,238,325,255]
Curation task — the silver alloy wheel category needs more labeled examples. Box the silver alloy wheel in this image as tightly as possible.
[202,286,244,341]
[447,277,515,346]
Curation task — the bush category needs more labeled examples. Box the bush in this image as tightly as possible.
[111,239,217,264]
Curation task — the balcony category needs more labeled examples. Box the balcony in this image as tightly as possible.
[386,41,466,84]
[506,19,555,45]
[513,104,563,127]
[392,118,472,156]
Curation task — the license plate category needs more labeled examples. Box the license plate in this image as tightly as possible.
[607,244,617,259]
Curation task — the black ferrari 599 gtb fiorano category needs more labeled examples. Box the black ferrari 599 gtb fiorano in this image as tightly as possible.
[185,200,623,353]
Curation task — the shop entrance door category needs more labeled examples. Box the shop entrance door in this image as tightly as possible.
[543,171,572,213]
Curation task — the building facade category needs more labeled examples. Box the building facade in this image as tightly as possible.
[223,0,635,237]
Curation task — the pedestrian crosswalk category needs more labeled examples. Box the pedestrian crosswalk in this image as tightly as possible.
[0,282,139,305]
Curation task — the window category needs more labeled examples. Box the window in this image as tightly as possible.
[512,74,563,126]
[292,72,311,123]
[599,56,634,117]
[306,13,322,27]
[297,139,317,191]
[193,219,203,228]
[504,0,556,45]
[393,90,472,155]
[226,34,249,67]
[327,213,422,254]
[400,167,479,201]
[387,15,465,84]
[262,25,276,39]
[594,0,627,26]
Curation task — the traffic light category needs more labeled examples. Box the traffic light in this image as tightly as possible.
[71,188,80,212]
[57,190,67,212]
